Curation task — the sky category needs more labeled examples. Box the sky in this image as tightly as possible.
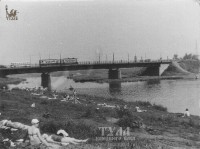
[0,0,200,65]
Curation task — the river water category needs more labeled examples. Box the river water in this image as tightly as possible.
[7,75,200,116]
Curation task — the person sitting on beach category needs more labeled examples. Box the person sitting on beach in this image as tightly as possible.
[135,106,147,112]
[182,108,190,117]
[42,129,88,145]
[61,94,70,102]
[27,119,50,148]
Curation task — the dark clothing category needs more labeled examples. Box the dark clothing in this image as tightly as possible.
[51,134,62,142]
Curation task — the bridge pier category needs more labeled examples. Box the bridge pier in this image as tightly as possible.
[41,73,51,90]
[108,69,121,79]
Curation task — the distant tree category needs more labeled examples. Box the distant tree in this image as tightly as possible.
[192,54,199,60]
[173,54,179,60]
[183,53,199,61]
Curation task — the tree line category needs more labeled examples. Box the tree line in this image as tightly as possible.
[173,53,199,61]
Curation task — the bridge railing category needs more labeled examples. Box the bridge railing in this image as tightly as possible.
[78,59,172,65]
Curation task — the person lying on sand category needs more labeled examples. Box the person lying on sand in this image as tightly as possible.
[42,129,88,145]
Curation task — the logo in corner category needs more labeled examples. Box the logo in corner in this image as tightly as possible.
[5,5,19,20]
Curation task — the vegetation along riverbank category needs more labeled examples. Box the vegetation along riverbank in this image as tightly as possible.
[67,59,199,83]
[0,77,200,149]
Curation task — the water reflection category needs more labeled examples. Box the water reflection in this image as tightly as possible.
[146,79,160,85]
[109,82,121,94]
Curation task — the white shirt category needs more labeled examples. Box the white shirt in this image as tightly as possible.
[184,111,190,117]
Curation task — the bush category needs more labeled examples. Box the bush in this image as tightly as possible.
[135,101,151,107]
[41,120,63,134]
[63,120,100,139]
[82,106,96,118]
[40,100,48,105]
[40,120,100,139]
[117,116,134,128]
[0,102,8,111]
[116,108,132,118]
[152,104,167,112]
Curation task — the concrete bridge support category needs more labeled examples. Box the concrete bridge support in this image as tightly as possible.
[108,69,121,79]
[41,73,51,90]
[141,66,160,76]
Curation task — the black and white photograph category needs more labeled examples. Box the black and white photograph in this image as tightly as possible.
[0,0,200,148]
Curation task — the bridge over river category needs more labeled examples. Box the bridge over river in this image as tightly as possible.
[0,59,172,88]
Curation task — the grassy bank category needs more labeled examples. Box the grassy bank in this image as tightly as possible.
[0,78,200,148]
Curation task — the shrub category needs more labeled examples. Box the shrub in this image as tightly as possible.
[82,106,95,118]
[40,120,63,134]
[62,120,101,139]
[135,101,151,107]
[152,104,167,112]
[116,108,132,118]
[0,102,7,111]
[40,100,48,105]
[40,120,100,139]
[117,116,134,128]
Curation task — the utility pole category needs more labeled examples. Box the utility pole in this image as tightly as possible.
[99,53,100,62]
[60,53,62,65]
[128,53,129,62]
[29,55,31,64]
[39,53,41,61]
[113,53,115,62]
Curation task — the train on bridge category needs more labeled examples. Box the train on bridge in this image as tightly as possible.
[39,58,78,67]
[10,62,31,68]
[9,58,78,68]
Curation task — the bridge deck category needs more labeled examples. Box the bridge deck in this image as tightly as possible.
[0,60,172,76]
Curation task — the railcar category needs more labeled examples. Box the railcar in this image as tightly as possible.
[39,58,78,67]
[39,59,60,66]
[61,58,78,65]
[10,62,31,68]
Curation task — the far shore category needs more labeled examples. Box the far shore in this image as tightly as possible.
[73,75,198,83]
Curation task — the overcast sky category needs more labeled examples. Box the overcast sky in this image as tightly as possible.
[0,0,200,65]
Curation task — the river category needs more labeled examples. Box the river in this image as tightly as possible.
[7,75,200,116]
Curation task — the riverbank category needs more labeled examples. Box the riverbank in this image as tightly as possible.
[68,66,198,83]
[73,75,197,83]
[0,78,200,149]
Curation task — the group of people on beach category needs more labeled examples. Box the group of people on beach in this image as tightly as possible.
[0,119,88,149]
[27,119,88,148]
